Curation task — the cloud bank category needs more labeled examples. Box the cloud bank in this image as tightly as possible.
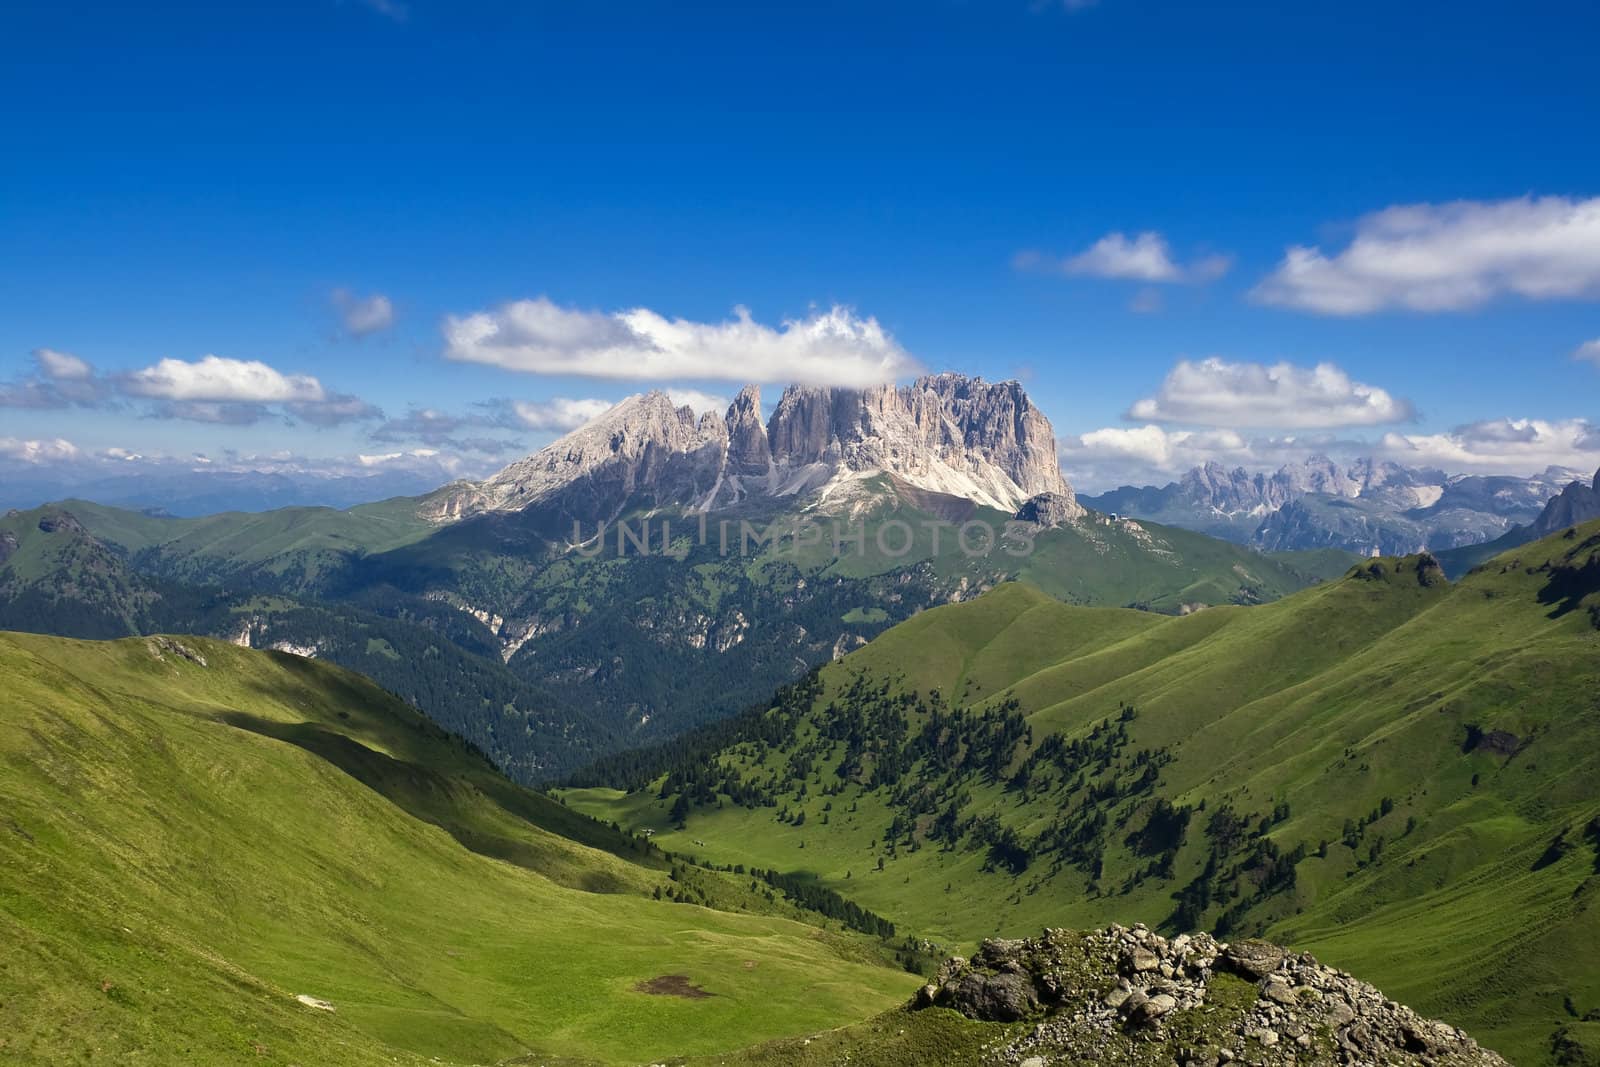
[1059,419,1600,492]
[1382,418,1600,474]
[122,354,380,426]
[1253,195,1600,315]
[1126,358,1414,429]
[442,299,919,387]
[0,436,82,464]
[4,350,381,427]
[508,397,615,432]
[0,349,113,409]
[124,355,329,404]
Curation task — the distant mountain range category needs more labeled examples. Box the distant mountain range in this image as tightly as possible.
[7,376,1592,782]
[2,375,1347,782]
[0,464,459,517]
[1083,458,1593,556]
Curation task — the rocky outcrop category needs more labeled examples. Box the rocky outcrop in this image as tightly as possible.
[916,925,1507,1066]
[1014,491,1086,528]
[36,510,88,536]
[1531,467,1600,535]
[423,374,1077,523]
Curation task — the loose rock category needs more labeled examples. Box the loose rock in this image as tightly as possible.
[914,925,1507,1066]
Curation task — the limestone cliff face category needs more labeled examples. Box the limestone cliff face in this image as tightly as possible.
[724,385,771,477]
[422,373,1081,523]
[763,374,1073,512]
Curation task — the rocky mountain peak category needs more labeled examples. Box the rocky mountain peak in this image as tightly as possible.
[762,373,1072,511]
[426,373,1080,523]
[1531,465,1600,535]
[725,384,770,476]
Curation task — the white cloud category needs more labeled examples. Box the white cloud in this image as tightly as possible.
[1127,358,1414,429]
[34,348,93,380]
[359,449,439,467]
[125,355,327,403]
[0,349,109,408]
[442,299,919,387]
[1575,338,1600,366]
[1072,425,1253,467]
[332,289,396,336]
[0,437,81,464]
[510,397,614,432]
[1060,418,1600,492]
[1059,425,1342,492]
[6,351,374,426]
[1381,418,1600,474]
[1015,232,1232,284]
[666,389,728,416]
[121,354,379,426]
[1253,195,1600,315]
[1064,232,1180,281]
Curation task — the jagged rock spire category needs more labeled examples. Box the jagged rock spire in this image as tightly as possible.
[424,374,1082,522]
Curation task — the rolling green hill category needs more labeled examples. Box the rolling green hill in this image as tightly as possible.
[0,631,917,1065]
[0,506,184,638]
[563,520,1600,1064]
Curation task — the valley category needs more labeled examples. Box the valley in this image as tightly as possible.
[4,383,1594,1065]
[0,631,917,1065]
[8,11,1599,1064]
[564,520,1600,1064]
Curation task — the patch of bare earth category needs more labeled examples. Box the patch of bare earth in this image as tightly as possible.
[634,975,713,999]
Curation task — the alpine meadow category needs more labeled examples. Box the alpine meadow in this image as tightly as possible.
[5,2,1600,1065]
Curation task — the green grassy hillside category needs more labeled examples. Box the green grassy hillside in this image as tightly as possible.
[564,520,1600,1064]
[58,496,436,592]
[0,632,916,1066]
[0,507,169,637]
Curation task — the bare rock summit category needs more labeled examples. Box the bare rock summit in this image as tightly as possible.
[423,373,1080,524]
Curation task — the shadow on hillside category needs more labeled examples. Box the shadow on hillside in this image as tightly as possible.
[214,709,639,895]
[1536,539,1600,621]
[237,656,669,871]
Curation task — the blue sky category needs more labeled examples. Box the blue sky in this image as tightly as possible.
[2,0,1599,495]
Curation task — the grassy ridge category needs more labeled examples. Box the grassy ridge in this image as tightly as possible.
[0,632,915,1065]
[564,521,1600,1064]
